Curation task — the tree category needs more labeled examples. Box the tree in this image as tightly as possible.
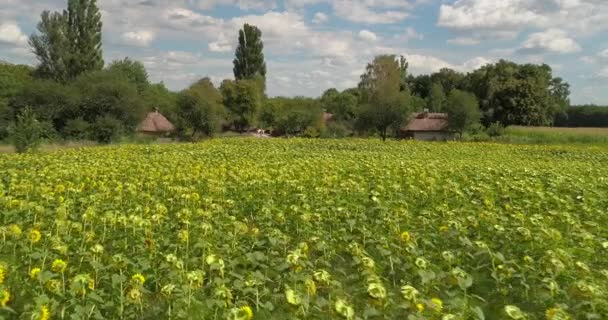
[427,83,446,112]
[29,11,70,82]
[220,78,263,132]
[320,89,357,122]
[430,68,464,94]
[356,55,411,141]
[71,70,144,129]
[270,97,323,136]
[0,63,33,139]
[464,60,569,126]
[8,107,44,153]
[30,0,103,82]
[233,24,266,84]
[445,89,481,136]
[176,78,224,139]
[107,58,149,92]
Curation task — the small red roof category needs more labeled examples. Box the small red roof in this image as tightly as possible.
[403,112,449,132]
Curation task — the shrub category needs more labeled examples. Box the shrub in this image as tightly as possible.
[8,107,43,153]
[62,118,91,140]
[486,122,505,137]
[321,122,350,138]
[302,126,320,138]
[91,116,123,144]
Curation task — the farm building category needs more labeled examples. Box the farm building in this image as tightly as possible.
[136,110,175,136]
[400,112,455,141]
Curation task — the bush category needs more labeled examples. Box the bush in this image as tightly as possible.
[62,118,91,140]
[486,122,505,137]
[321,122,350,138]
[8,107,43,153]
[302,126,320,138]
[91,116,123,144]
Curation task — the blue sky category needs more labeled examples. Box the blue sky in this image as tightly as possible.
[1,0,608,105]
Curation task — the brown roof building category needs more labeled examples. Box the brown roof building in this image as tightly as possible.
[400,112,454,141]
[136,111,175,135]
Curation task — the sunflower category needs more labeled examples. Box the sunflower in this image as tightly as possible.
[131,273,146,286]
[34,305,51,320]
[30,267,41,280]
[0,289,10,307]
[0,264,6,284]
[28,229,42,243]
[240,306,253,320]
[51,259,67,273]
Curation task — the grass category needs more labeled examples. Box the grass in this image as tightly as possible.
[498,126,608,145]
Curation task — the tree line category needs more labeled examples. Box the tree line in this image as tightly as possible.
[1,0,601,151]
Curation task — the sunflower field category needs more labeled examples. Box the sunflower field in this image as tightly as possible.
[1,139,607,320]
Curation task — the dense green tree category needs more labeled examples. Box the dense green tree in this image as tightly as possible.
[427,82,446,112]
[8,107,44,153]
[320,89,357,122]
[9,79,79,132]
[430,68,464,94]
[271,97,323,136]
[66,0,103,77]
[107,58,149,92]
[357,55,411,141]
[220,78,263,132]
[464,60,569,126]
[407,74,432,99]
[29,11,70,82]
[30,0,103,82]
[176,78,224,139]
[0,63,33,139]
[445,89,481,135]
[71,70,144,129]
[233,24,266,84]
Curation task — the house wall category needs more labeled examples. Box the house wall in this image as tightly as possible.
[412,131,453,141]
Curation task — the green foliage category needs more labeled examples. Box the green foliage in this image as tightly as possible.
[430,68,464,94]
[8,107,44,153]
[72,70,145,128]
[270,97,322,136]
[30,0,104,82]
[1,139,607,319]
[176,78,224,139]
[427,83,446,112]
[220,78,263,132]
[464,60,569,126]
[62,117,91,140]
[233,24,266,83]
[107,58,149,92]
[445,89,481,134]
[9,79,79,131]
[320,89,358,122]
[357,55,411,140]
[555,105,608,127]
[486,122,505,137]
[321,121,350,138]
[90,115,122,143]
[0,63,33,139]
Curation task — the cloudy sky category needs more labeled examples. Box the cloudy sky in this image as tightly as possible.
[1,0,608,104]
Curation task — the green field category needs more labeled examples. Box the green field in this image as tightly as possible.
[500,126,608,145]
[1,139,607,319]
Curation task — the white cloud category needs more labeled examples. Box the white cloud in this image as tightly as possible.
[193,0,277,11]
[520,29,581,54]
[404,53,493,75]
[358,30,378,42]
[438,0,608,40]
[208,33,233,52]
[447,37,480,46]
[121,31,155,47]
[597,66,608,78]
[404,27,423,40]
[332,0,409,24]
[0,22,28,46]
[312,12,329,24]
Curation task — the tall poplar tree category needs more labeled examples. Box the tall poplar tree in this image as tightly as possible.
[233,24,266,82]
[29,0,103,82]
